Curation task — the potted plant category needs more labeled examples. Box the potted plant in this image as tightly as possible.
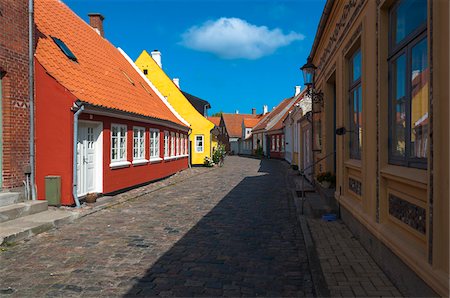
[316,172,336,189]
[85,192,97,204]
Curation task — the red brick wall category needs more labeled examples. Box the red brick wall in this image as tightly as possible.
[0,0,30,189]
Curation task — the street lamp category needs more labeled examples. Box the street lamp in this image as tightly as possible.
[300,56,323,152]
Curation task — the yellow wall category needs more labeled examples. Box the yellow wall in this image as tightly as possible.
[135,50,215,165]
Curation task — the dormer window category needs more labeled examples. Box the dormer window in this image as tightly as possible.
[51,37,77,62]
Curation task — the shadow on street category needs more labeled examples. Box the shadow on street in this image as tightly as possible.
[125,158,313,297]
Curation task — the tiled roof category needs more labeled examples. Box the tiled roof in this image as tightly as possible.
[222,113,260,138]
[268,94,304,132]
[182,91,211,116]
[253,97,295,132]
[35,0,186,127]
[243,118,260,128]
[207,116,221,127]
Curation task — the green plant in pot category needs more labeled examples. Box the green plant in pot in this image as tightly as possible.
[316,172,336,189]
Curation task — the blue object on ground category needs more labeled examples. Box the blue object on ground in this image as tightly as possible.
[322,214,337,221]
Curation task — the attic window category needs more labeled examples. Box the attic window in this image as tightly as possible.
[51,37,77,61]
[121,71,135,86]
[143,69,148,75]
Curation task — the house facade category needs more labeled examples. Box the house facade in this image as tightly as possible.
[238,118,260,155]
[35,0,190,206]
[307,0,448,295]
[220,112,261,154]
[135,51,215,165]
[0,0,31,205]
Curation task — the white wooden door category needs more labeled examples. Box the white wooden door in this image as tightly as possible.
[77,124,97,196]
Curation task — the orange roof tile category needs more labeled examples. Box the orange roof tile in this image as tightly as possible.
[35,0,185,127]
[222,113,260,138]
[268,96,303,132]
[207,116,221,127]
[253,97,295,132]
[243,118,260,128]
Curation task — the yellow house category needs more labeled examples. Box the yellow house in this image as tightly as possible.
[135,50,215,165]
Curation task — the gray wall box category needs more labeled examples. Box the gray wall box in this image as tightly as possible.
[45,176,61,206]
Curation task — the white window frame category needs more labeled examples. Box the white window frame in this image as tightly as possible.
[195,135,204,153]
[150,129,161,161]
[170,132,175,157]
[176,133,180,156]
[164,130,169,158]
[110,123,129,168]
[276,136,280,152]
[132,126,147,165]
[271,136,275,151]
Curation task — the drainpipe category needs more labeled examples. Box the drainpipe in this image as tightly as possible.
[187,128,192,168]
[72,105,84,208]
[29,0,36,200]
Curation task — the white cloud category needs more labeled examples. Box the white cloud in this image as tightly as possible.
[180,17,304,60]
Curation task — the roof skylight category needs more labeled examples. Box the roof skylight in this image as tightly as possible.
[52,37,77,62]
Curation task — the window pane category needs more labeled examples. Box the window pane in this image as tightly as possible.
[392,54,407,157]
[352,50,361,82]
[410,37,428,158]
[393,0,427,45]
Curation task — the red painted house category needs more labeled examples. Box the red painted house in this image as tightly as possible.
[34,0,190,206]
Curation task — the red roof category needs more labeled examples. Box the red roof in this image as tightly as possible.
[207,116,221,127]
[268,95,303,132]
[35,0,185,127]
[243,118,260,128]
[253,97,295,132]
[222,113,260,138]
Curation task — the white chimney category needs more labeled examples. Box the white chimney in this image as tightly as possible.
[151,50,162,68]
[235,110,239,114]
[173,78,180,88]
[295,85,301,96]
[263,105,268,115]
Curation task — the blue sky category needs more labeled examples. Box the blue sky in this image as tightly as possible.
[64,0,326,115]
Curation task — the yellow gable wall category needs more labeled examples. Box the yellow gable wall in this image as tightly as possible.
[135,50,215,165]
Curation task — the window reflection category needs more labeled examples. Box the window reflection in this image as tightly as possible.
[393,0,427,45]
[410,37,428,158]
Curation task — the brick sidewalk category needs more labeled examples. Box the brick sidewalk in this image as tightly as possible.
[287,168,402,297]
[307,218,402,297]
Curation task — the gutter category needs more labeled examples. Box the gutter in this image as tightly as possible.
[72,105,84,208]
[29,0,36,200]
[309,0,336,60]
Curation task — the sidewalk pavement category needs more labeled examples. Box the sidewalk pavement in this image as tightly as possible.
[287,166,403,297]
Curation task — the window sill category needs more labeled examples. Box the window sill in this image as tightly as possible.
[380,164,427,187]
[345,159,362,170]
[164,155,188,161]
[110,161,131,169]
[149,157,163,163]
[132,159,148,166]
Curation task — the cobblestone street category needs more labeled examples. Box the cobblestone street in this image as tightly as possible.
[0,156,313,297]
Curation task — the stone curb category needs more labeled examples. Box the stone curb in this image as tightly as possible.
[287,168,330,297]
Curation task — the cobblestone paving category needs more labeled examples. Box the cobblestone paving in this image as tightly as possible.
[307,218,402,297]
[0,156,313,297]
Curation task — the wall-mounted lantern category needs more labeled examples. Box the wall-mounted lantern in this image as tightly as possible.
[301,56,323,152]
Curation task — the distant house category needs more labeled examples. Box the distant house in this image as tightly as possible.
[135,50,215,165]
[239,118,260,155]
[219,110,262,154]
[35,0,190,206]
[252,95,300,158]
[0,0,31,206]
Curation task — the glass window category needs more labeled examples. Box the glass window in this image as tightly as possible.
[388,0,427,168]
[133,127,145,160]
[349,48,362,160]
[150,129,160,159]
[392,0,427,46]
[111,124,127,162]
[170,132,175,156]
[195,135,204,153]
[164,131,169,157]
